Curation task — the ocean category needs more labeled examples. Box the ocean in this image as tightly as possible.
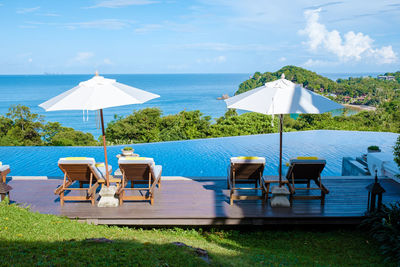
[0,73,378,138]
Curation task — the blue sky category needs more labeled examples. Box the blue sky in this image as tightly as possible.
[0,0,399,74]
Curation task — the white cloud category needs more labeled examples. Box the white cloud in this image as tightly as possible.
[65,19,133,30]
[72,52,94,64]
[279,57,286,62]
[167,64,189,71]
[134,24,162,33]
[103,58,113,65]
[299,8,397,64]
[302,59,331,67]
[38,13,60,17]
[88,0,158,8]
[28,58,33,63]
[180,42,274,52]
[196,55,226,64]
[17,7,40,14]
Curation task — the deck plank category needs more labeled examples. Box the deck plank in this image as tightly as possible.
[6,177,400,225]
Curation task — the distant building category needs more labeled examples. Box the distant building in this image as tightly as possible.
[343,96,351,102]
[328,93,337,98]
[378,75,395,81]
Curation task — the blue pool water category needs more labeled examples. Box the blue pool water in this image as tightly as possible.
[0,130,398,177]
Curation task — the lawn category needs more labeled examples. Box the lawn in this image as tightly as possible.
[0,200,393,266]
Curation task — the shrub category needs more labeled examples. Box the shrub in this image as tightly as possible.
[361,202,400,263]
[394,136,400,168]
[368,145,380,151]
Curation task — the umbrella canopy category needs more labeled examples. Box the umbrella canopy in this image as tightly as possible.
[39,75,159,111]
[225,74,343,183]
[225,75,342,115]
[39,74,160,186]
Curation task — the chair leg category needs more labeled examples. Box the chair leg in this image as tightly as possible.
[158,178,161,189]
[150,195,154,205]
[321,192,325,205]
[119,192,123,205]
[91,196,95,206]
[60,192,64,206]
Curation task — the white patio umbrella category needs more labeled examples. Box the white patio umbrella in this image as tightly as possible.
[39,73,160,186]
[225,74,343,184]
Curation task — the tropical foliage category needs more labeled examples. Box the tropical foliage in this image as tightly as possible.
[394,136,400,168]
[0,105,98,146]
[236,66,400,106]
[362,202,400,264]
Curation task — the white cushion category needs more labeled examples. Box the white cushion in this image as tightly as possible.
[58,158,112,180]
[152,165,162,179]
[230,157,265,164]
[118,157,155,165]
[94,164,113,179]
[58,157,96,165]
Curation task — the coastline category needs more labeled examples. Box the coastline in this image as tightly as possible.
[343,104,377,111]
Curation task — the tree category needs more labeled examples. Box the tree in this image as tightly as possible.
[394,135,400,168]
[5,105,44,145]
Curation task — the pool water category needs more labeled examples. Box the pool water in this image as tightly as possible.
[0,130,398,177]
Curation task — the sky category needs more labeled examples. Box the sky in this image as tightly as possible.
[0,0,399,74]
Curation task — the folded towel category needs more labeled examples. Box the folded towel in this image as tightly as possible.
[296,157,319,160]
[65,157,88,160]
[124,157,146,160]
[237,156,262,160]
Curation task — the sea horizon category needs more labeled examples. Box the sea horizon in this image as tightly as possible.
[0,71,383,78]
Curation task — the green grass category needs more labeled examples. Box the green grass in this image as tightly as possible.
[0,200,393,267]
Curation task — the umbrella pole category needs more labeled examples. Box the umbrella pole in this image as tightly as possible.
[100,109,110,187]
[279,114,283,187]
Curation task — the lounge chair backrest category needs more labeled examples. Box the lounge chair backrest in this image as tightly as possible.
[230,157,265,181]
[286,158,326,183]
[118,157,155,181]
[58,157,103,181]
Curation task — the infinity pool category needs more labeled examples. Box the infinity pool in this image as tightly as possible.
[0,130,398,177]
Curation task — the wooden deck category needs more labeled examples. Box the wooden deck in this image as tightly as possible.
[6,176,400,225]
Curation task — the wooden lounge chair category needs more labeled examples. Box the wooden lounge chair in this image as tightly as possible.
[285,157,329,205]
[0,164,10,183]
[117,157,162,205]
[227,157,267,205]
[55,157,112,206]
